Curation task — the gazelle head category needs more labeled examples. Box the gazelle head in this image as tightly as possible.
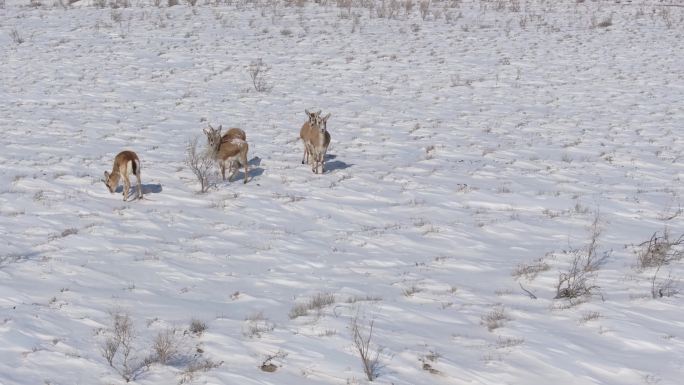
[315,113,331,134]
[305,109,322,126]
[203,123,223,151]
[103,171,119,193]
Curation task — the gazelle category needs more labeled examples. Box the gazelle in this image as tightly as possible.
[103,150,143,201]
[203,123,246,145]
[300,109,320,166]
[203,124,249,183]
[300,110,331,174]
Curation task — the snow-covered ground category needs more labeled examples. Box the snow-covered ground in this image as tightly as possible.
[1,0,683,384]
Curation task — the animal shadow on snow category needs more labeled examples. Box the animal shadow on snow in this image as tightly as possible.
[113,183,163,195]
[324,154,351,172]
[223,156,264,183]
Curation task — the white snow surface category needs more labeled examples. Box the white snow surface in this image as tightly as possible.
[1,1,684,384]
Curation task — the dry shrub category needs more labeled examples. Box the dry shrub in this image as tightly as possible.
[185,136,214,193]
[480,305,509,332]
[351,315,384,381]
[289,292,335,319]
[554,214,607,301]
[635,229,684,298]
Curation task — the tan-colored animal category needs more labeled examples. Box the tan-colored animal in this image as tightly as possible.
[204,123,246,144]
[203,124,249,183]
[103,150,143,201]
[300,109,331,174]
[300,109,320,166]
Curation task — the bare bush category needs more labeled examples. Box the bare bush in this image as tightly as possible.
[243,311,275,338]
[554,216,608,301]
[402,283,422,297]
[289,292,335,319]
[100,311,148,382]
[578,311,601,324]
[151,329,178,365]
[9,29,24,45]
[554,248,603,300]
[635,229,684,298]
[635,229,684,270]
[480,305,509,331]
[248,58,271,92]
[346,295,382,303]
[260,350,287,372]
[185,136,214,193]
[512,255,550,280]
[179,358,222,384]
[189,318,207,336]
[350,315,384,381]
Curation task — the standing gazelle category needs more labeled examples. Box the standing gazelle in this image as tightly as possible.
[203,124,249,183]
[300,109,320,166]
[103,150,143,201]
[204,123,246,144]
[300,109,331,174]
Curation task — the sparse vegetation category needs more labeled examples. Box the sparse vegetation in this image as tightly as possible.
[634,229,684,298]
[178,358,222,384]
[188,318,207,336]
[578,311,601,324]
[100,311,148,382]
[554,214,608,302]
[402,283,423,297]
[350,314,384,381]
[243,311,275,338]
[289,292,336,319]
[260,350,287,373]
[4,2,684,384]
[9,28,24,45]
[185,136,214,193]
[480,305,510,332]
[248,58,271,92]
[512,255,551,280]
[151,329,178,365]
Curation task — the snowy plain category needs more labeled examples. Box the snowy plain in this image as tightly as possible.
[1,0,683,384]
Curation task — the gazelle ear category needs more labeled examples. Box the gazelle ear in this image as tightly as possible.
[305,109,311,116]
[203,128,210,136]
[317,110,322,116]
[322,113,331,122]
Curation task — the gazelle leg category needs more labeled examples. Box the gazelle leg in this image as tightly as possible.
[136,172,143,200]
[243,155,249,184]
[221,161,226,181]
[123,176,130,201]
[228,161,236,182]
[321,151,326,174]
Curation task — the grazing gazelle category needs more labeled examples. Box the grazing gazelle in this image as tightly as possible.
[300,110,331,174]
[203,124,249,183]
[103,150,143,201]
